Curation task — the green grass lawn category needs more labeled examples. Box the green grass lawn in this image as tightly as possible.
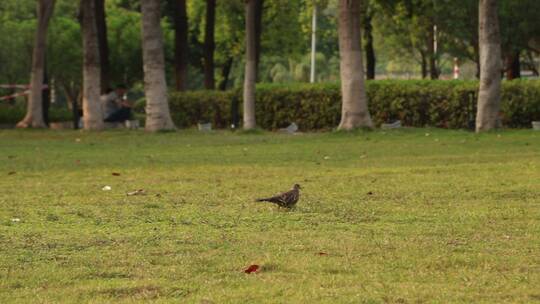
[1,128,539,303]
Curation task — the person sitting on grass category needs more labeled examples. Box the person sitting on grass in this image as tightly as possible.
[101,84,132,123]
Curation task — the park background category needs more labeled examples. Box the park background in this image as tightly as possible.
[1,0,539,130]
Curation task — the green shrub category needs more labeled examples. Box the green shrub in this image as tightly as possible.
[0,103,25,125]
[151,80,539,130]
[500,80,540,127]
[5,80,539,129]
[0,101,73,125]
[134,90,236,128]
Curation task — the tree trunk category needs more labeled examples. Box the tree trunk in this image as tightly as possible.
[173,0,188,91]
[219,57,233,91]
[420,50,427,79]
[473,42,481,78]
[364,12,375,80]
[42,60,50,126]
[95,0,110,93]
[337,0,373,130]
[243,0,257,129]
[505,49,520,80]
[141,0,176,131]
[254,0,264,80]
[81,0,104,130]
[476,0,502,132]
[204,0,216,89]
[16,0,55,128]
[428,24,439,80]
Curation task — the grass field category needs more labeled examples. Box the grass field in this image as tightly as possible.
[1,128,539,303]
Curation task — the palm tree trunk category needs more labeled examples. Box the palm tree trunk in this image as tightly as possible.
[364,11,375,80]
[141,0,176,131]
[428,24,439,79]
[420,50,428,79]
[504,49,520,80]
[337,0,373,130]
[81,0,104,130]
[243,0,257,129]
[254,0,264,80]
[95,0,110,93]
[204,0,216,89]
[173,0,188,91]
[16,0,55,128]
[476,0,502,132]
[219,57,233,91]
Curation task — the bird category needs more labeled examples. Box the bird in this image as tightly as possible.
[255,184,301,208]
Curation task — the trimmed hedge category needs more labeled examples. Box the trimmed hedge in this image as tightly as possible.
[0,103,73,125]
[138,80,539,130]
[4,80,537,129]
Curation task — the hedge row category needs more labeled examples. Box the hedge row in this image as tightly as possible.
[139,80,540,130]
[2,80,539,129]
[0,103,72,125]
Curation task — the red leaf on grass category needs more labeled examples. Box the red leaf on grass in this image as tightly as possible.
[112,172,121,176]
[8,171,16,175]
[317,252,328,256]
[244,264,260,274]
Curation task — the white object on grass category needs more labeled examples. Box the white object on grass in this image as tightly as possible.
[280,122,299,134]
[198,123,212,131]
[381,120,401,129]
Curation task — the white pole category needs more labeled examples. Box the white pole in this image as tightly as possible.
[453,57,460,79]
[433,24,438,54]
[310,4,317,83]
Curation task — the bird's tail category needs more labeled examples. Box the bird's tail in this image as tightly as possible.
[255,198,270,202]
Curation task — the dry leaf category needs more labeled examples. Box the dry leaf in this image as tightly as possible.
[112,172,121,176]
[244,264,260,274]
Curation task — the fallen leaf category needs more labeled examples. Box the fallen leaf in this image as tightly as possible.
[102,186,112,191]
[127,189,146,196]
[112,172,121,176]
[317,252,328,256]
[8,171,16,175]
[244,264,260,274]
